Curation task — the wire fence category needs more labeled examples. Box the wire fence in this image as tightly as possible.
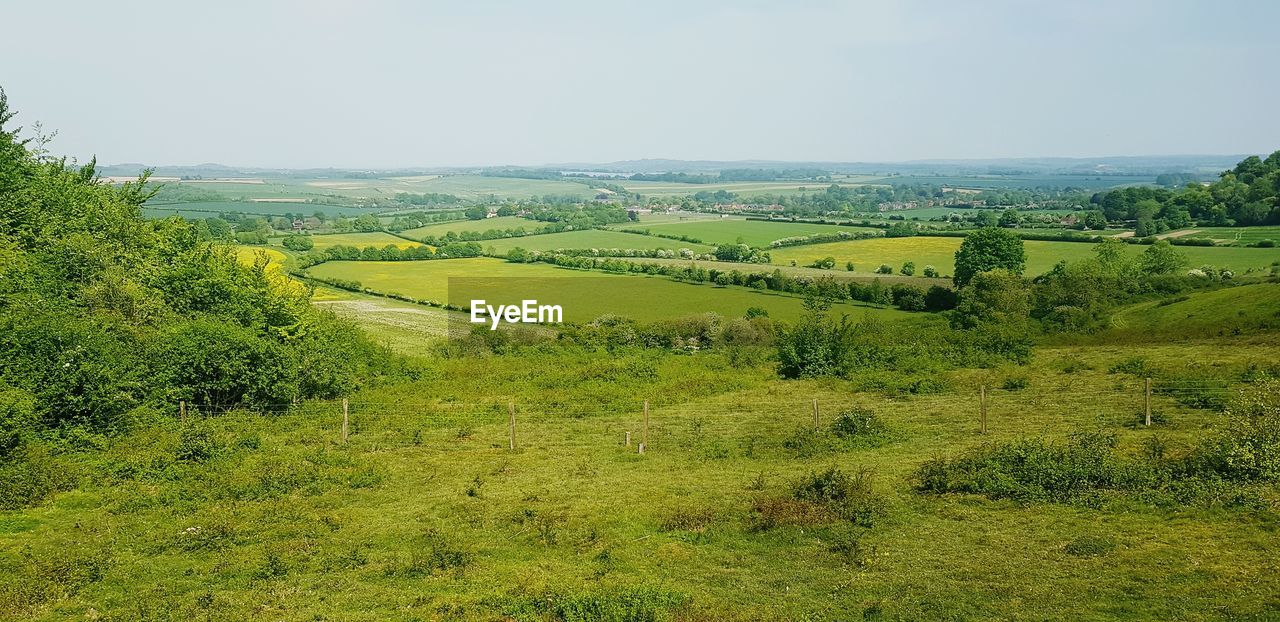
[166,378,1246,455]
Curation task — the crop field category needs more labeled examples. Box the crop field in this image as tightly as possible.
[304,258,911,322]
[389,175,597,200]
[401,216,541,239]
[768,236,1280,276]
[274,232,423,250]
[617,257,952,287]
[144,200,377,218]
[1190,226,1280,244]
[480,230,715,254]
[863,174,1157,190]
[619,179,881,197]
[623,219,880,247]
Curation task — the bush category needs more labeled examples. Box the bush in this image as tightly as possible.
[792,466,882,527]
[900,261,915,276]
[150,319,300,407]
[1202,380,1280,481]
[875,264,893,274]
[830,407,886,438]
[922,265,939,278]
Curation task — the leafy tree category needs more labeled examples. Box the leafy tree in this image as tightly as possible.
[282,233,314,251]
[999,209,1021,227]
[953,228,1026,286]
[901,261,915,276]
[464,206,488,220]
[1140,240,1188,275]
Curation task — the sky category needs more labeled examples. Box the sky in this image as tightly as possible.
[2,0,1277,168]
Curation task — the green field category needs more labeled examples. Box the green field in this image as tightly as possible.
[1188,226,1280,244]
[144,200,378,218]
[1105,282,1280,340]
[480,230,714,254]
[864,174,1157,190]
[386,175,597,200]
[401,216,542,239]
[619,179,881,197]
[624,219,880,247]
[305,258,910,322]
[769,236,1280,276]
[274,232,422,250]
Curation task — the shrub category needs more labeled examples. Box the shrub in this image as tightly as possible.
[1001,376,1029,391]
[875,264,893,274]
[1202,380,1280,481]
[792,466,882,527]
[830,407,886,438]
[900,261,915,276]
[922,265,939,278]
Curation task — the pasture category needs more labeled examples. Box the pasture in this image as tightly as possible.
[479,230,714,253]
[304,258,910,322]
[620,178,880,197]
[276,232,423,250]
[144,200,376,218]
[401,216,541,239]
[624,219,880,247]
[768,236,1280,276]
[1190,226,1280,245]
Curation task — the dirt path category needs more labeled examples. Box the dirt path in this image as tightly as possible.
[1157,229,1202,239]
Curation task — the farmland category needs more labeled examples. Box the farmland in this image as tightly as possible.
[620,178,881,197]
[144,200,378,218]
[271,232,423,250]
[479,230,715,253]
[400,216,542,239]
[621,218,880,247]
[305,258,911,322]
[768,236,1280,276]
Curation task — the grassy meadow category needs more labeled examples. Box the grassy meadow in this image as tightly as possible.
[7,334,1279,620]
[480,230,714,254]
[401,216,542,239]
[305,258,910,322]
[623,219,880,247]
[273,232,423,250]
[768,236,1280,276]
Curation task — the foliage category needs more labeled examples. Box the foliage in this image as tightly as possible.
[953,227,1027,286]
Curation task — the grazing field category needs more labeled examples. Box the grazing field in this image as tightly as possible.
[864,174,1157,190]
[312,287,454,353]
[1104,282,1280,340]
[617,257,952,288]
[625,219,880,247]
[12,337,1280,620]
[276,232,423,250]
[305,258,911,322]
[480,230,714,253]
[401,216,541,239]
[619,179,880,197]
[769,236,1280,276]
[392,175,597,200]
[1191,226,1280,244]
[144,200,377,217]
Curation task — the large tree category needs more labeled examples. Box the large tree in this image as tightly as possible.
[953,227,1026,287]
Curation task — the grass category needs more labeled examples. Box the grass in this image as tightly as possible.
[479,230,714,254]
[1104,283,1280,340]
[144,200,376,218]
[273,232,423,250]
[5,338,1279,620]
[768,236,1280,277]
[1191,226,1280,245]
[401,216,541,239]
[621,219,879,247]
[304,257,911,323]
[619,179,879,197]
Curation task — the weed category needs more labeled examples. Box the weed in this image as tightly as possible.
[830,408,887,439]
[660,506,719,532]
[1064,535,1116,557]
[792,466,883,527]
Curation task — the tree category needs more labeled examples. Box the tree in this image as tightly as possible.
[282,234,314,251]
[464,206,488,220]
[953,227,1026,286]
[999,209,1021,227]
[1140,240,1188,275]
[1082,210,1108,230]
[901,261,915,276]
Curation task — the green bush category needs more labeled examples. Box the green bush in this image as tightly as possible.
[830,407,887,438]
[792,466,883,527]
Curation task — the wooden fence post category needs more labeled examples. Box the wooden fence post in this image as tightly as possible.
[180,400,186,422]
[1145,378,1152,427]
[643,400,649,450]
[979,385,987,435]
[625,431,631,447]
[342,398,349,444]
[812,398,820,430]
[509,401,516,450]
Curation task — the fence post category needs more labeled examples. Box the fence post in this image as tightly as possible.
[342,398,349,444]
[180,400,186,422]
[812,398,820,430]
[508,401,516,450]
[1145,378,1152,427]
[643,400,649,450]
[625,431,631,447]
[979,385,987,434]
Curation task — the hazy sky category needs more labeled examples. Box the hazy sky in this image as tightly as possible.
[3,0,1277,168]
